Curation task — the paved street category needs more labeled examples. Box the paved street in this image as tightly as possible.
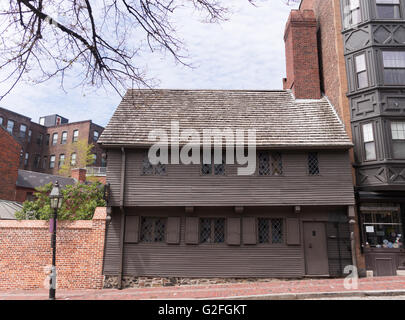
[0,276,405,300]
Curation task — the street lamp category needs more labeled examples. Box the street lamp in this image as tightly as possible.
[49,181,62,300]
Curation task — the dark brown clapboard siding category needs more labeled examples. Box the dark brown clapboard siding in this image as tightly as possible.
[106,149,355,207]
[103,206,349,277]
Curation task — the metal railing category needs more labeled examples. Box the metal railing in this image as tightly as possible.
[85,166,107,176]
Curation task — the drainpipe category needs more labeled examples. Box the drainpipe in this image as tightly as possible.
[118,147,126,289]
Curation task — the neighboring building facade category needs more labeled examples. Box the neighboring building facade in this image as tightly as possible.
[0,126,21,202]
[299,0,405,276]
[99,87,355,285]
[0,107,106,175]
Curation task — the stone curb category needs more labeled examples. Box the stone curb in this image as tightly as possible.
[208,289,405,300]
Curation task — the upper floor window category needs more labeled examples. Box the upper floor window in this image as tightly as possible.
[362,123,377,161]
[391,121,405,159]
[37,133,43,146]
[28,130,32,142]
[93,131,99,142]
[92,154,97,165]
[140,217,166,243]
[200,218,225,244]
[58,154,65,168]
[258,151,283,176]
[24,152,29,166]
[101,153,107,168]
[39,117,45,126]
[383,51,405,85]
[19,124,27,138]
[308,152,320,175]
[46,134,50,146]
[7,120,14,134]
[376,0,401,19]
[61,131,68,144]
[0,116,3,126]
[72,130,79,142]
[343,0,362,28]
[34,155,41,169]
[201,152,225,176]
[258,218,284,244]
[49,155,56,169]
[355,54,369,89]
[52,133,58,145]
[141,152,166,175]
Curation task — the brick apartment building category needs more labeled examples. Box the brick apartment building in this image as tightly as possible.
[0,107,106,175]
[293,0,405,277]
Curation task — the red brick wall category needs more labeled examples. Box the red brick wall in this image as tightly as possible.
[0,207,107,290]
[0,127,20,201]
[283,9,321,100]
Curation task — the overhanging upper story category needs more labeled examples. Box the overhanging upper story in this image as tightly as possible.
[99,89,355,207]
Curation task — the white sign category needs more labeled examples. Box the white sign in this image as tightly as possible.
[366,226,375,233]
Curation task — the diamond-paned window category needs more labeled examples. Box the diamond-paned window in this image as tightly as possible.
[308,152,320,175]
[200,218,225,243]
[271,153,283,176]
[271,219,283,244]
[258,218,284,244]
[201,164,212,175]
[258,218,270,243]
[142,152,167,175]
[201,152,226,176]
[258,152,271,176]
[140,217,166,243]
[214,159,225,176]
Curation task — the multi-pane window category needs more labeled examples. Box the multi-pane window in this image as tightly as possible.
[141,152,167,175]
[391,121,405,158]
[46,134,50,146]
[258,218,284,244]
[71,153,77,166]
[258,152,283,176]
[52,133,58,145]
[383,51,405,85]
[28,130,32,142]
[0,116,3,126]
[140,217,166,242]
[362,123,377,160]
[355,54,368,89]
[7,120,14,134]
[343,0,362,28]
[376,0,401,19]
[200,218,225,244]
[201,153,225,176]
[72,130,79,142]
[308,152,320,175]
[49,155,56,169]
[93,131,99,142]
[58,154,65,168]
[61,131,68,144]
[19,124,27,138]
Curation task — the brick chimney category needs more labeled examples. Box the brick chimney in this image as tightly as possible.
[71,168,87,184]
[283,9,321,100]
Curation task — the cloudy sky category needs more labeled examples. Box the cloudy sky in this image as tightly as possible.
[0,0,299,127]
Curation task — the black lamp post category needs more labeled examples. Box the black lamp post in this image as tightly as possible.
[49,181,62,300]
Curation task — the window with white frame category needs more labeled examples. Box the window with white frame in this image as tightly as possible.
[355,54,369,89]
[343,0,362,28]
[362,123,377,161]
[7,120,14,134]
[72,130,79,142]
[93,131,99,142]
[52,133,58,145]
[61,131,68,144]
[376,0,401,19]
[49,155,56,169]
[24,152,29,166]
[58,154,65,168]
[391,121,405,158]
[71,153,77,166]
[19,124,27,138]
[383,51,405,85]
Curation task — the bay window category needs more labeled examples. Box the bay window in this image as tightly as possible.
[362,123,376,161]
[343,0,362,28]
[376,0,401,19]
[355,54,368,89]
[391,121,405,158]
[383,51,405,85]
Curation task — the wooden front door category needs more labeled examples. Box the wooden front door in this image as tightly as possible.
[304,222,329,276]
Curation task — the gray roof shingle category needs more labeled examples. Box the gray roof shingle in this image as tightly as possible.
[16,170,75,189]
[98,89,352,148]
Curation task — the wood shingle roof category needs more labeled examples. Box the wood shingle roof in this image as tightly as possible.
[99,89,352,149]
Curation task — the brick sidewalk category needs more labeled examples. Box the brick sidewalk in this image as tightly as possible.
[1,276,405,300]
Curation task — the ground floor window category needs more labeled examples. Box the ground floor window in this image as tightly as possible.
[140,217,166,243]
[200,218,225,243]
[361,203,403,249]
[258,218,284,244]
